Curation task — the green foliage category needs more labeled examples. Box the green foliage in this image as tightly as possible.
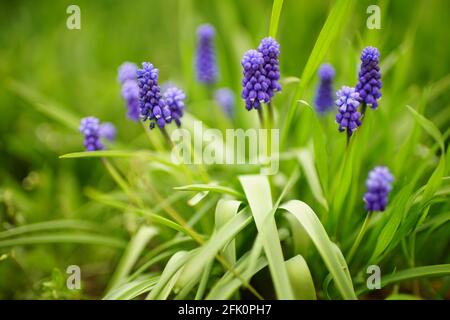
[0,0,449,300]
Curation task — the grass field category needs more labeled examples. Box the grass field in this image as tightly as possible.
[0,0,449,300]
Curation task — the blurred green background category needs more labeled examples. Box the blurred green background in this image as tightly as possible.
[0,0,449,299]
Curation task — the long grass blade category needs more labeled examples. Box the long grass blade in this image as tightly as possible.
[269,0,284,38]
[239,175,294,299]
[285,255,316,299]
[106,226,158,292]
[281,0,354,147]
[0,233,126,249]
[280,200,356,299]
[357,264,450,295]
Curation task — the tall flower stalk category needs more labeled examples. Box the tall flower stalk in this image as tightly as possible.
[356,46,382,115]
[315,63,335,113]
[347,166,394,262]
[335,86,362,144]
[195,24,218,86]
[118,62,140,121]
[79,117,104,151]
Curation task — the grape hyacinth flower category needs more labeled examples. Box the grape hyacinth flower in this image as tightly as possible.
[363,166,394,212]
[241,50,271,110]
[79,117,103,151]
[161,81,177,93]
[315,63,335,113]
[348,165,394,262]
[257,37,281,100]
[335,86,362,137]
[163,86,186,127]
[120,80,140,121]
[118,62,140,121]
[355,46,382,110]
[99,122,116,141]
[118,62,138,84]
[195,24,217,85]
[137,62,172,129]
[214,88,235,117]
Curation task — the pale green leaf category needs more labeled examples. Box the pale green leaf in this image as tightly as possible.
[280,200,356,300]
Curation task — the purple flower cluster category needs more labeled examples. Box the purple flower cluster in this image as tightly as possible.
[163,86,186,127]
[257,37,281,99]
[118,62,138,84]
[335,86,362,136]
[99,122,116,141]
[137,62,172,129]
[241,37,281,111]
[79,117,104,151]
[196,24,217,84]
[118,62,140,121]
[241,50,271,110]
[355,46,382,109]
[364,166,394,212]
[121,80,140,121]
[215,88,235,117]
[315,63,335,113]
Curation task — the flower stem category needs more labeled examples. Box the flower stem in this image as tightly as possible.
[347,211,372,263]
[346,130,351,148]
[361,103,367,118]
[267,102,274,128]
[160,127,174,148]
[257,107,265,129]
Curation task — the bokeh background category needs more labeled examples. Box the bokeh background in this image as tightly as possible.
[0,0,449,299]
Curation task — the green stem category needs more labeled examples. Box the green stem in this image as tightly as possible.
[361,103,367,118]
[257,107,265,129]
[347,211,372,263]
[267,102,274,129]
[160,127,174,148]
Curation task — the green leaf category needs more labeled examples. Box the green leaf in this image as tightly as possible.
[0,233,126,249]
[370,183,414,263]
[329,137,357,227]
[106,226,158,292]
[174,184,244,199]
[284,213,310,256]
[269,0,284,38]
[385,293,422,300]
[297,148,328,211]
[215,199,242,265]
[280,200,356,300]
[309,108,329,195]
[103,275,159,300]
[406,105,445,152]
[59,150,175,168]
[406,105,446,210]
[281,0,354,147]
[206,255,268,300]
[175,206,250,294]
[194,262,213,300]
[85,189,200,240]
[416,211,450,233]
[357,264,450,296]
[129,250,177,282]
[206,228,290,300]
[0,220,101,239]
[146,251,190,300]
[7,79,79,130]
[239,175,294,299]
[285,255,316,300]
